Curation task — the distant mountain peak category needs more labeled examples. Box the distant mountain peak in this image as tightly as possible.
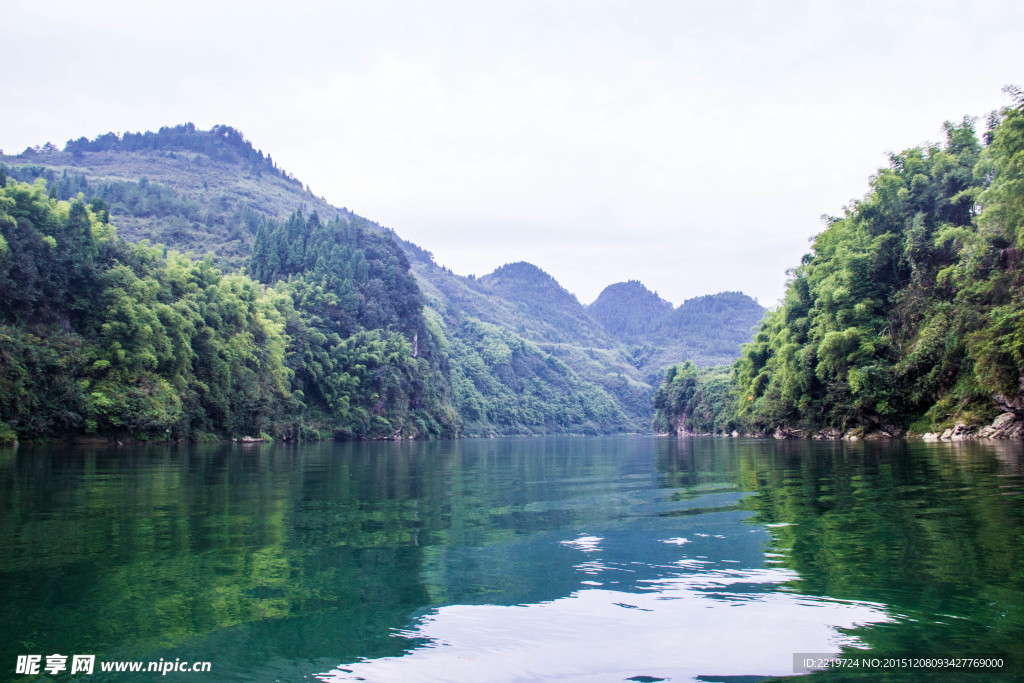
[656,291,764,339]
[468,261,612,347]
[588,280,674,341]
[593,280,671,304]
[483,261,557,283]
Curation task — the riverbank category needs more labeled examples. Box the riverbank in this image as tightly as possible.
[662,411,1024,442]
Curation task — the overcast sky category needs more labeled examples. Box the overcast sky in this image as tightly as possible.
[2,1,1022,307]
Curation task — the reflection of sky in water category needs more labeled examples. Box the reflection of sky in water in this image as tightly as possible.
[318,497,889,682]
[320,588,884,682]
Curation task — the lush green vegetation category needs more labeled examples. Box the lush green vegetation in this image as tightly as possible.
[0,179,289,440]
[414,262,764,431]
[435,315,627,435]
[2,124,350,272]
[413,260,651,431]
[652,362,733,435]
[1,123,764,440]
[0,177,634,441]
[5,127,648,437]
[6,165,263,265]
[0,179,459,441]
[655,91,1024,436]
[246,208,461,439]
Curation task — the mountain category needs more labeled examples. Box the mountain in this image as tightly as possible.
[588,280,674,342]
[409,259,654,430]
[478,262,612,347]
[6,124,353,268]
[0,177,463,443]
[652,291,765,366]
[1,124,762,440]
[588,283,765,385]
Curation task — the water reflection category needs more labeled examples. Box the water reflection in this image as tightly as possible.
[314,439,892,681]
[742,439,1024,670]
[318,582,884,682]
[0,437,1021,681]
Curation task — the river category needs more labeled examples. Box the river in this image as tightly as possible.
[1,437,1021,681]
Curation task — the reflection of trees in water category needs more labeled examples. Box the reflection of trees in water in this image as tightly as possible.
[3,438,1020,677]
[0,438,650,673]
[738,439,1024,663]
[0,443,433,672]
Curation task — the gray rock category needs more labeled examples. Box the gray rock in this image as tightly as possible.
[993,412,1017,430]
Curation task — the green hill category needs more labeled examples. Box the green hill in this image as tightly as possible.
[478,262,613,347]
[588,280,674,342]
[1,124,762,439]
[411,260,653,431]
[654,96,1024,438]
[6,124,351,268]
[652,291,765,366]
[588,282,765,386]
[0,179,459,442]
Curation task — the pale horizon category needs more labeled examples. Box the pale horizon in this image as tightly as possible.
[3,0,1022,307]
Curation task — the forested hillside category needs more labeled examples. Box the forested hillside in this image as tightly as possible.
[408,258,648,431]
[6,124,350,268]
[0,124,763,441]
[588,282,765,385]
[0,180,458,443]
[588,280,674,342]
[478,262,611,346]
[655,90,1024,439]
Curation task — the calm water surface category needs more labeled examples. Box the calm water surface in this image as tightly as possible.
[1,437,1022,681]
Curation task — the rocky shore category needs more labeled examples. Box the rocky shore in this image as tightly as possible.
[921,412,1024,441]
[671,412,1024,441]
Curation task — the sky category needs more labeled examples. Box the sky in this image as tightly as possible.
[2,0,1022,307]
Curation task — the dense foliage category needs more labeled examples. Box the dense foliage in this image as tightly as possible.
[652,362,733,435]
[436,315,627,435]
[0,178,632,441]
[413,260,652,431]
[1,122,763,441]
[246,209,459,439]
[655,92,1024,436]
[0,180,457,442]
[0,179,292,441]
[248,210,424,337]
[6,166,263,264]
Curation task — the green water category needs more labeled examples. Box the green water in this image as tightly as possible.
[1,437,1022,681]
